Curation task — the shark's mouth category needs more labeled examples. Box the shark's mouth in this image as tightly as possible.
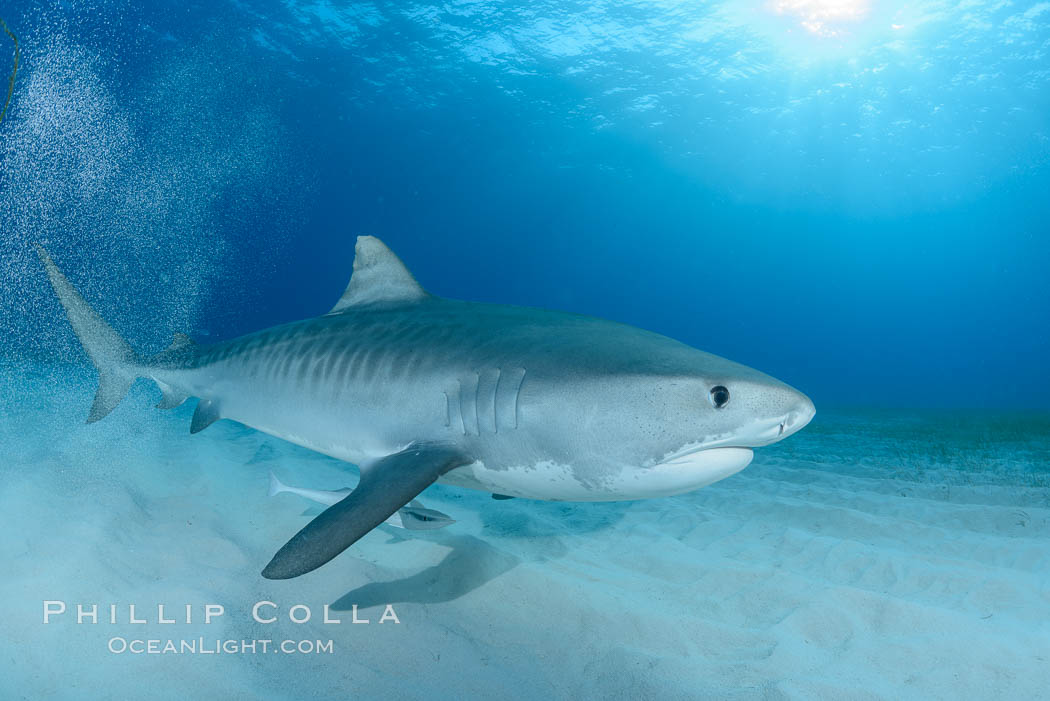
[661,413,809,464]
[659,445,752,464]
[650,446,755,493]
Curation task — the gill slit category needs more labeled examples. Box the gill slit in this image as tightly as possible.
[473,371,481,436]
[513,367,526,429]
[456,379,466,435]
[491,367,502,435]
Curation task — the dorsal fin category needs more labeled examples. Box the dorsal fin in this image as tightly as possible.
[167,332,195,352]
[328,236,427,313]
[152,331,196,366]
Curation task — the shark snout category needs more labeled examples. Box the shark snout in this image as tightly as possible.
[781,394,815,438]
[740,388,815,447]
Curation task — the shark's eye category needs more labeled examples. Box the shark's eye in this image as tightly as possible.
[709,386,730,409]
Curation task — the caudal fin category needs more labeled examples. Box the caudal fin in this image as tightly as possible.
[268,471,287,498]
[34,244,140,423]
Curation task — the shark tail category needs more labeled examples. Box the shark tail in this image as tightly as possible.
[268,471,288,498]
[34,244,143,423]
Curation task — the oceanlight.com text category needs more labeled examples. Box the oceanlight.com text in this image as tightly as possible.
[107,637,335,655]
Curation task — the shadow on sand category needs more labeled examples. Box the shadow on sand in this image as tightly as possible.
[330,533,520,610]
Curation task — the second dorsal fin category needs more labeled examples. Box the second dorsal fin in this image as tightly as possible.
[328,236,428,313]
[168,332,195,351]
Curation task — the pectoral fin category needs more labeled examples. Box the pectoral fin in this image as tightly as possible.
[155,381,189,410]
[261,444,471,579]
[190,399,221,434]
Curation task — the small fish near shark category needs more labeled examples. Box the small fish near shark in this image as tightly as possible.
[35,236,814,580]
[268,471,455,530]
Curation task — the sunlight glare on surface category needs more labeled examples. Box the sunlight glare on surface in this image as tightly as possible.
[768,0,873,37]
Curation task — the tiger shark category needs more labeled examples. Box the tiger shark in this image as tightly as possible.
[35,236,814,579]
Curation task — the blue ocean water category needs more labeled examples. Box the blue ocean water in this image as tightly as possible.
[1,1,1048,699]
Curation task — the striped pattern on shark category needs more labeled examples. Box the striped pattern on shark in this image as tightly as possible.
[35,236,814,579]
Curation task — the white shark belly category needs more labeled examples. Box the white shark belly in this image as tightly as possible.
[438,447,754,501]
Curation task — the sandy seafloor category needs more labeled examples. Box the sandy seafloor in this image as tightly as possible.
[1,361,1047,700]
